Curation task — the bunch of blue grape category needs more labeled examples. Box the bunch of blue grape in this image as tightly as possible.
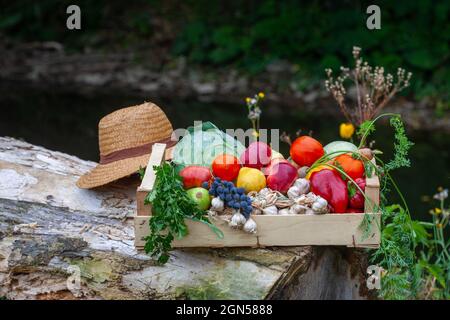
[202,177,253,218]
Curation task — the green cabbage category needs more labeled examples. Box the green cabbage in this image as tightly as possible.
[173,122,245,167]
[323,141,358,157]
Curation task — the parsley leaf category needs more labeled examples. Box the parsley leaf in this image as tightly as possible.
[385,116,414,172]
[143,162,212,264]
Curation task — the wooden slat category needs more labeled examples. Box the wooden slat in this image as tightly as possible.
[134,215,258,248]
[364,158,380,213]
[138,143,167,192]
[165,145,174,160]
[135,213,380,248]
[136,190,151,216]
[365,173,380,188]
[364,180,380,213]
[136,143,166,216]
[256,213,380,247]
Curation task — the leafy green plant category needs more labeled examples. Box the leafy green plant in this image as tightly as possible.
[354,114,423,299]
[143,162,222,264]
[371,204,428,299]
[384,116,414,172]
[417,188,450,299]
[355,115,449,300]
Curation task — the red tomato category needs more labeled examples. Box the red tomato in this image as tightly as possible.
[334,154,365,181]
[212,154,241,181]
[179,166,212,189]
[290,136,324,167]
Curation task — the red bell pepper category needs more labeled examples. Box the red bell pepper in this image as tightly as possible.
[349,178,366,209]
[310,169,348,213]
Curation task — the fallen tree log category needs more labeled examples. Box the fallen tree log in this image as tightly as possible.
[0,137,372,300]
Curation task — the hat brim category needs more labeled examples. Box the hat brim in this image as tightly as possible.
[76,146,175,189]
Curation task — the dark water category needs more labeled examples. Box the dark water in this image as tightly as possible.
[1,81,449,220]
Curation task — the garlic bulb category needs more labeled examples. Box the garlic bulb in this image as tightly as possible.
[228,219,238,228]
[305,208,315,215]
[278,208,290,215]
[287,186,300,199]
[259,188,271,197]
[297,192,318,206]
[229,211,246,228]
[287,179,310,199]
[306,192,319,200]
[294,178,310,195]
[211,197,224,212]
[262,205,278,215]
[298,166,309,178]
[243,218,257,233]
[207,209,217,218]
[289,204,308,215]
[251,198,262,208]
[312,196,328,214]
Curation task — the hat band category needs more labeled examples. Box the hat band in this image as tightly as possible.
[99,136,177,165]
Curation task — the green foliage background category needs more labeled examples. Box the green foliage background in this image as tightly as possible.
[0,0,449,104]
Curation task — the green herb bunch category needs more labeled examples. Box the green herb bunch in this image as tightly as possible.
[371,204,428,299]
[356,114,446,299]
[322,46,447,299]
[330,103,447,299]
[144,162,211,264]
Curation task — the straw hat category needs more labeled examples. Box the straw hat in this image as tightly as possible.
[77,102,176,189]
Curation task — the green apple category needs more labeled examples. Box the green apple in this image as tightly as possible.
[186,187,211,210]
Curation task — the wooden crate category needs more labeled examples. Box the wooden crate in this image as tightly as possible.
[134,143,381,249]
